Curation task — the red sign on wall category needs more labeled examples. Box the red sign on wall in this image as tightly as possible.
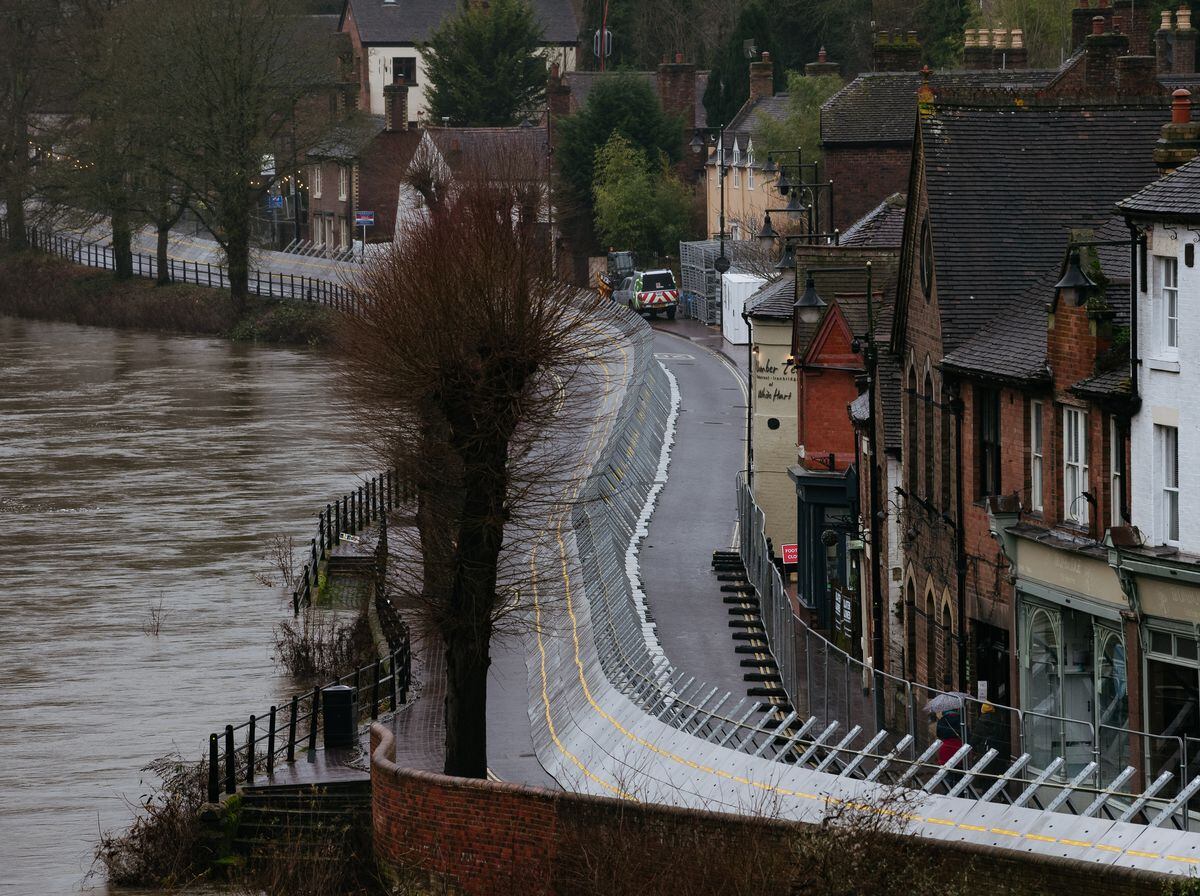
[781,543,798,565]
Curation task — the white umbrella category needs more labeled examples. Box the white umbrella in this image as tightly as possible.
[924,692,971,714]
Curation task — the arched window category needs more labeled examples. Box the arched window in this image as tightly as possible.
[940,603,953,688]
[925,592,936,688]
[905,580,917,680]
[906,366,918,493]
[941,383,953,512]
[923,371,935,501]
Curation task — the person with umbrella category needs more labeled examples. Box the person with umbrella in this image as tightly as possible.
[926,688,970,765]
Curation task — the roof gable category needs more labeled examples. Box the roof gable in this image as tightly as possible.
[802,302,858,368]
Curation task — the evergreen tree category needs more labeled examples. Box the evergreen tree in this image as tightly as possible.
[423,0,546,127]
[592,133,691,262]
[555,72,682,218]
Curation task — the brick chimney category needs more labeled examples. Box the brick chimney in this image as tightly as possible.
[1175,4,1197,73]
[658,52,698,126]
[1083,15,1131,93]
[964,28,993,70]
[1157,8,1174,72]
[1073,0,1114,51]
[1115,0,1151,55]
[384,79,408,132]
[1007,29,1029,68]
[748,51,774,102]
[1155,88,1200,173]
[873,30,923,71]
[805,46,840,77]
[1116,54,1162,94]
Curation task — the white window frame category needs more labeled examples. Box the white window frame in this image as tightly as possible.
[1158,255,1179,353]
[312,165,323,199]
[1158,424,1180,545]
[338,166,349,202]
[1110,416,1123,528]
[747,163,754,191]
[1063,407,1089,526]
[1030,400,1043,512]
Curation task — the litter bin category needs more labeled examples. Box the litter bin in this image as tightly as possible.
[322,684,356,749]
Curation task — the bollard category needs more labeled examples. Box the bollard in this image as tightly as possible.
[246,715,256,784]
[307,686,320,756]
[371,659,381,720]
[286,694,299,763]
[224,725,235,795]
[207,734,219,802]
[266,705,277,775]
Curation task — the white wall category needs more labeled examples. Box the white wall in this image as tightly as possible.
[1131,223,1200,552]
[365,44,578,121]
[721,272,765,344]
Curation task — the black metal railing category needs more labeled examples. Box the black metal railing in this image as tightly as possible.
[204,635,412,802]
[0,218,357,312]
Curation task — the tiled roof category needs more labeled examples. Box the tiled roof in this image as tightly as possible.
[877,346,902,451]
[562,70,710,129]
[342,0,579,45]
[1118,154,1200,221]
[1072,365,1133,398]
[841,193,906,247]
[308,115,386,161]
[940,298,1051,384]
[426,126,549,179]
[921,102,1163,355]
[746,272,796,319]
[820,69,1058,145]
[705,93,789,166]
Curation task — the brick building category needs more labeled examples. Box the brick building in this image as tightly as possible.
[884,98,1164,722]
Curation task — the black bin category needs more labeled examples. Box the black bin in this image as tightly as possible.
[322,684,357,749]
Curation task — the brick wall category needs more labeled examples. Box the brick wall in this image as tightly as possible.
[824,144,911,232]
[370,723,1170,895]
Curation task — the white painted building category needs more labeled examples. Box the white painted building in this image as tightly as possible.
[338,0,580,121]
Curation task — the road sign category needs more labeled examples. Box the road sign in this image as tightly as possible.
[355,210,375,227]
[781,543,798,565]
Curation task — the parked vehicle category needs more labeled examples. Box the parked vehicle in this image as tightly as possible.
[596,250,635,301]
[614,269,678,319]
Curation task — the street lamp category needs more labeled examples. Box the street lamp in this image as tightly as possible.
[795,271,826,324]
[692,124,730,276]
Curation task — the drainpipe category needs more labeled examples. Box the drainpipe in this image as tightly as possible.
[951,378,968,687]
[1127,219,1141,403]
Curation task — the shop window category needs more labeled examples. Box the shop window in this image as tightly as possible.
[976,385,1001,499]
[1063,407,1088,526]
[1144,636,1200,794]
[1157,424,1179,545]
[1030,400,1044,512]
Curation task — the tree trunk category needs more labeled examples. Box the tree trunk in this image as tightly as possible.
[156,222,171,285]
[5,184,27,251]
[223,206,251,314]
[441,432,509,779]
[111,203,133,279]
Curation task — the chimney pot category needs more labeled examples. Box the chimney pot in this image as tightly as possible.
[818,46,827,62]
[1162,9,1174,28]
[762,50,771,62]
[1011,28,1025,48]
[1099,0,1109,7]
[907,30,918,44]
[1180,5,1193,30]
[675,51,684,63]
[978,29,991,46]
[965,28,976,47]
[1113,13,1124,31]
[995,28,1010,48]
[1093,14,1106,34]
[1173,87,1193,122]
[878,29,890,43]
[1079,0,1090,6]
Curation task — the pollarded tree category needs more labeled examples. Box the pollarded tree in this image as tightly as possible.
[422,0,547,127]
[339,163,608,779]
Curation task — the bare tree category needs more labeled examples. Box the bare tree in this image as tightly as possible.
[338,165,613,778]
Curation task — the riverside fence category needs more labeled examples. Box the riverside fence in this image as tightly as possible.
[737,473,1200,830]
[0,219,356,311]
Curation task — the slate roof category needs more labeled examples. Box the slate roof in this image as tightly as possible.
[746,272,796,319]
[308,115,386,161]
[820,69,1058,145]
[877,346,902,451]
[841,193,907,247]
[1072,365,1133,398]
[705,93,790,165]
[341,0,579,45]
[1118,154,1200,221]
[940,299,1050,384]
[426,126,549,179]
[920,102,1163,357]
[563,70,710,129]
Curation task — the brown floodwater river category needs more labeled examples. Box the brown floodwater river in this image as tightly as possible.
[0,316,364,894]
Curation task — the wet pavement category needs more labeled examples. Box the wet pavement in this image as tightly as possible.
[0,316,365,894]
